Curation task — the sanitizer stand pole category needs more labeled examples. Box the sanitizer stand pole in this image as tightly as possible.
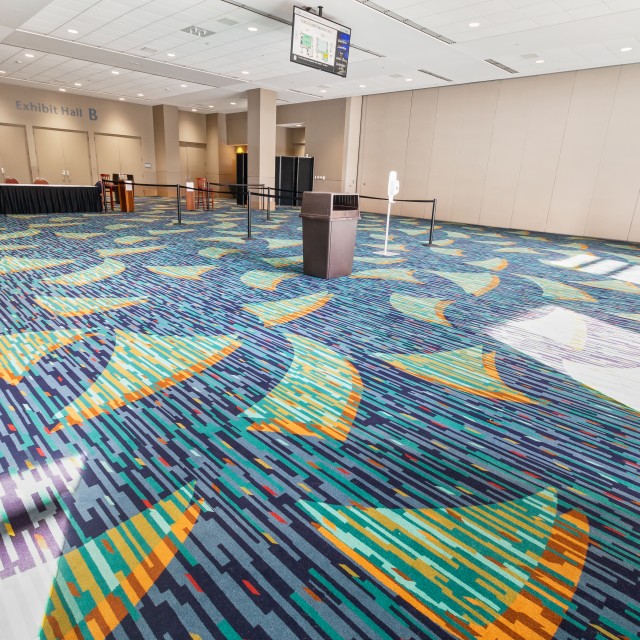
[383,198,393,255]
[374,170,399,257]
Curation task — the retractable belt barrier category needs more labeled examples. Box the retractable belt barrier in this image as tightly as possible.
[247,190,437,245]
[101,179,436,244]
[101,179,266,226]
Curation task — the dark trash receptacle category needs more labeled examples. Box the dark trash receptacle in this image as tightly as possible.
[299,192,360,279]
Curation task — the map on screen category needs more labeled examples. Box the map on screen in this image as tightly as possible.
[290,7,351,77]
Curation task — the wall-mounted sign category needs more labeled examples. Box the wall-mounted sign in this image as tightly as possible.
[15,100,98,120]
[144,162,152,169]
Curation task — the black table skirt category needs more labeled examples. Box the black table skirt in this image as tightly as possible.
[0,184,103,214]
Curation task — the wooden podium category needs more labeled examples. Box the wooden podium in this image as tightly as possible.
[118,180,134,212]
[185,182,195,211]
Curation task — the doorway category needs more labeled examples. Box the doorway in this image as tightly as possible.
[33,127,92,185]
[0,124,31,183]
[95,133,143,181]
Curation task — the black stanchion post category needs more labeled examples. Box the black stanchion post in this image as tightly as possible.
[102,179,107,212]
[428,199,436,245]
[246,187,252,239]
[267,187,271,221]
[177,185,182,225]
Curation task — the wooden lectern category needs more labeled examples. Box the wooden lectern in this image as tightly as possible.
[185,182,195,211]
[118,179,135,212]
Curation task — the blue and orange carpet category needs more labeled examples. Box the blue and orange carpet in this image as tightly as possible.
[0,198,638,640]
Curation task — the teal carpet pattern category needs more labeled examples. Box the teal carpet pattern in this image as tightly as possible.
[0,198,638,640]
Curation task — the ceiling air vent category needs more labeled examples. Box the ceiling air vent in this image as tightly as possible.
[418,69,452,82]
[485,59,519,74]
[218,18,239,26]
[181,26,215,38]
[520,53,539,60]
[140,47,157,54]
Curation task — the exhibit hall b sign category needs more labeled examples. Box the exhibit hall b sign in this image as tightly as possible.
[15,100,98,120]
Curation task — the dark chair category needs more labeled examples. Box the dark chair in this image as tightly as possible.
[100,173,115,210]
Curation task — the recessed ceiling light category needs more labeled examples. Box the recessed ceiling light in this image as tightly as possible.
[621,47,632,52]
[0,70,7,74]
[191,108,197,112]
[248,27,258,32]
[59,88,66,92]
[536,59,544,63]
[296,124,302,127]
[208,105,214,108]
[241,70,249,74]
[25,53,34,58]
[167,53,176,57]
[359,84,366,88]
[67,28,78,34]
[469,22,480,27]
[74,82,82,86]
[180,84,187,88]
[112,70,119,75]
[230,102,236,105]
[405,78,413,82]
[119,97,125,101]
[320,89,327,93]
[137,93,144,97]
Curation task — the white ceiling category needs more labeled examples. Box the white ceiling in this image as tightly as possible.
[0,0,638,113]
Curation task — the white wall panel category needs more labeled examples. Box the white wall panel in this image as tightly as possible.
[381,92,412,216]
[450,81,499,224]
[358,93,410,214]
[511,72,575,233]
[546,66,620,236]
[426,85,468,221]
[479,77,535,229]
[402,89,438,218]
[628,194,640,243]
[352,63,640,241]
[585,64,640,241]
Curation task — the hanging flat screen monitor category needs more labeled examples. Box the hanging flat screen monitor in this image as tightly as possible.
[290,7,351,77]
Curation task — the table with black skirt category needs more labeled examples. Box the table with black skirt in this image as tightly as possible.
[0,184,103,215]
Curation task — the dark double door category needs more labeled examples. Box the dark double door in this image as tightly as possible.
[235,154,314,206]
[275,156,314,206]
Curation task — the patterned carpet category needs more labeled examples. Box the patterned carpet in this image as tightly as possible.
[0,197,638,640]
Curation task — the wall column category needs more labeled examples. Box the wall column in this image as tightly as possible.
[152,104,180,196]
[247,88,277,206]
[342,96,362,193]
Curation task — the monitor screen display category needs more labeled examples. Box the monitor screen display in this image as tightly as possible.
[290,7,351,77]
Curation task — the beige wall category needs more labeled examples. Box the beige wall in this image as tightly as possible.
[178,111,206,144]
[205,114,220,186]
[219,99,356,194]
[358,64,640,242]
[275,128,306,157]
[152,104,178,194]
[278,99,350,193]
[225,113,247,146]
[0,84,156,186]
